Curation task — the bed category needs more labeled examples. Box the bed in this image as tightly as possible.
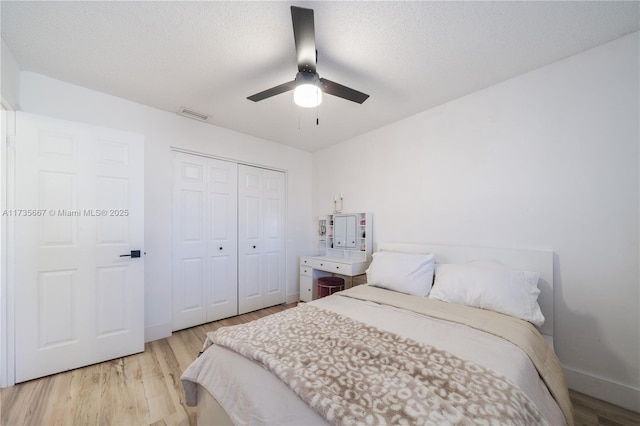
[181,243,573,425]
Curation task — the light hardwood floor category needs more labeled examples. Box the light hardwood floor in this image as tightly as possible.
[1,304,292,426]
[2,303,638,426]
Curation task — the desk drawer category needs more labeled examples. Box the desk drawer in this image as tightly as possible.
[300,266,312,277]
[312,259,353,275]
[300,256,313,267]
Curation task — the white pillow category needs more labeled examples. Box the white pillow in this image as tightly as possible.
[366,251,435,297]
[429,261,545,327]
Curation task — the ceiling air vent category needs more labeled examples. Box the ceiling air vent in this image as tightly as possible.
[177,107,210,122]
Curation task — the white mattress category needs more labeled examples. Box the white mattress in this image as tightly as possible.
[187,293,565,425]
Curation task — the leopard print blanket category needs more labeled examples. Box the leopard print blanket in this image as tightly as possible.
[210,303,546,425]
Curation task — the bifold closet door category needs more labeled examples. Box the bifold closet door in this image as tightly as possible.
[172,152,238,331]
[238,165,286,314]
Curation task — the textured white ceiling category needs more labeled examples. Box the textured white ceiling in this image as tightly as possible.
[2,1,638,151]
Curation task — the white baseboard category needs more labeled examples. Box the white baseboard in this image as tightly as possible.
[145,323,172,343]
[564,366,640,412]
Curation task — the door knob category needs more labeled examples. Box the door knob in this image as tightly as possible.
[120,250,141,258]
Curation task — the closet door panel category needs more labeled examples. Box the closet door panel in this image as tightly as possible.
[181,258,205,310]
[262,168,286,307]
[172,157,207,330]
[265,252,282,294]
[238,165,286,314]
[243,197,261,240]
[238,165,264,314]
[172,153,238,330]
[209,256,230,303]
[239,251,262,313]
[205,160,238,322]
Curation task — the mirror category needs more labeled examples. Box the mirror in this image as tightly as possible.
[333,214,357,249]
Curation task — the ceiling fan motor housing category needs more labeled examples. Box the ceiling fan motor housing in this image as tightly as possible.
[295,71,321,86]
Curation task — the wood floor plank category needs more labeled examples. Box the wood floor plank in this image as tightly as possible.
[40,370,75,425]
[123,352,151,425]
[167,327,204,372]
[570,390,640,426]
[99,358,142,425]
[1,376,37,425]
[139,341,177,424]
[154,338,195,424]
[70,362,102,425]
[17,374,58,425]
[2,303,638,426]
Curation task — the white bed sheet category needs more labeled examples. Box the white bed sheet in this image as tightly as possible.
[191,293,565,425]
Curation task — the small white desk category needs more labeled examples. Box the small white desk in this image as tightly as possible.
[299,255,371,302]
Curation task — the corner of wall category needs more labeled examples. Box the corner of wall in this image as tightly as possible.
[1,38,21,110]
[144,323,172,343]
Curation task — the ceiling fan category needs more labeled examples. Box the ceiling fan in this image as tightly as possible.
[247,6,369,108]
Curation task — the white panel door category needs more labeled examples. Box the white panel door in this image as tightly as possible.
[261,169,286,307]
[238,165,285,314]
[14,112,144,383]
[206,160,238,321]
[172,154,207,330]
[238,166,263,314]
[172,152,237,331]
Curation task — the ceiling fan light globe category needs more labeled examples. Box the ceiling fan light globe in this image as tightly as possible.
[294,84,322,108]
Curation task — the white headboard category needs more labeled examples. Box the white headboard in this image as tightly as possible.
[377,243,554,340]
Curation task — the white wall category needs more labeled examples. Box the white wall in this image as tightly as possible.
[0,37,20,386]
[313,33,639,410]
[18,71,314,342]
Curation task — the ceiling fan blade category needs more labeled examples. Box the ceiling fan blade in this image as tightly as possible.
[247,80,296,102]
[320,78,370,104]
[291,6,316,74]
